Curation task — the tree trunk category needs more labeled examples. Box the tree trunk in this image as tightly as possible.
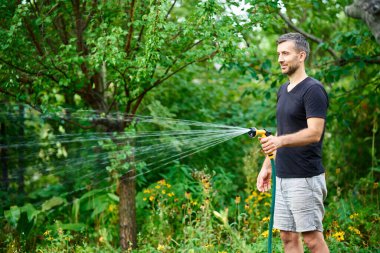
[1,122,9,191]
[18,105,25,194]
[119,166,137,249]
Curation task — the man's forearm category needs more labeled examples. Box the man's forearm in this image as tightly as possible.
[261,156,272,172]
[278,127,322,147]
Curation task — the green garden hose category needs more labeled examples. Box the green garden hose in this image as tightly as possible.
[247,127,276,253]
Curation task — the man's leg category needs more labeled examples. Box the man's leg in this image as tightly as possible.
[280,231,303,253]
[302,231,329,253]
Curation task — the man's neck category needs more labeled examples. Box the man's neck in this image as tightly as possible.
[287,69,308,91]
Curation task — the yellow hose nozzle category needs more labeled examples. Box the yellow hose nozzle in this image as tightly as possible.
[247,127,274,159]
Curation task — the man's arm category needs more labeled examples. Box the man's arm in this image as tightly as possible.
[257,155,272,192]
[260,117,325,155]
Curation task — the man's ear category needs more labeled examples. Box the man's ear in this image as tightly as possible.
[299,51,307,61]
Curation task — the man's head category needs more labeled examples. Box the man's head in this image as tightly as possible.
[276,33,310,76]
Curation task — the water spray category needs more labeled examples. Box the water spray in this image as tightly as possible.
[248,127,276,253]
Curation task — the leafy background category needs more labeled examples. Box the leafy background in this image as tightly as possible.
[0,0,379,252]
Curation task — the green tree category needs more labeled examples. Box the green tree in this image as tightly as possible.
[0,0,277,249]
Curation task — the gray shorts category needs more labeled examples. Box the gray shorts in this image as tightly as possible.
[273,173,327,233]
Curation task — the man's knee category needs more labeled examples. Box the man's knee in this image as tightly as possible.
[302,231,324,249]
[280,231,300,245]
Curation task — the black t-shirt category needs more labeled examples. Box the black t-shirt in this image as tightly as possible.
[276,77,329,178]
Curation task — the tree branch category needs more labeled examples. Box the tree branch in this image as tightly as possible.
[165,0,177,20]
[125,0,136,54]
[23,17,44,56]
[129,49,219,115]
[278,12,339,60]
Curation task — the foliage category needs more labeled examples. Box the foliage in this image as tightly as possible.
[0,0,379,252]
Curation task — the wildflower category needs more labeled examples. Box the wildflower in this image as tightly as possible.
[349,213,359,219]
[348,226,361,236]
[244,203,250,211]
[191,200,198,206]
[262,216,270,222]
[58,228,63,235]
[143,189,151,194]
[149,195,155,201]
[336,168,341,174]
[43,230,51,236]
[261,230,269,238]
[273,228,280,233]
[235,195,241,204]
[155,185,161,189]
[108,204,116,212]
[161,190,166,194]
[185,191,191,199]
[167,192,175,197]
[99,236,104,243]
[157,244,165,251]
[332,231,345,241]
[264,202,270,207]
[374,182,378,189]
[158,179,166,185]
[143,197,147,201]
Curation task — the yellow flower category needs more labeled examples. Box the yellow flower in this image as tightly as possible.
[143,197,147,201]
[332,231,345,242]
[149,195,155,201]
[336,168,341,174]
[158,179,166,185]
[157,243,165,251]
[161,190,166,194]
[43,230,51,236]
[235,195,241,204]
[108,204,116,212]
[155,185,161,189]
[167,192,175,197]
[348,226,361,236]
[185,191,191,199]
[261,230,269,238]
[349,213,359,219]
[262,216,270,222]
[143,189,151,194]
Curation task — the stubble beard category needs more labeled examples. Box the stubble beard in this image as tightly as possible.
[284,64,298,76]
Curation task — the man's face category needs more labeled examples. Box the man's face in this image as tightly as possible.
[277,40,304,76]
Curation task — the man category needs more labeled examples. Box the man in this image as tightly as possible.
[257,33,329,253]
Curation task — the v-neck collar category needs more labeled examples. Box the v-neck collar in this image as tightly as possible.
[287,77,310,93]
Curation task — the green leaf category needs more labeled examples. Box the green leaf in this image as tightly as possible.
[41,196,65,212]
[107,193,120,202]
[59,223,87,232]
[4,206,20,227]
[20,203,39,222]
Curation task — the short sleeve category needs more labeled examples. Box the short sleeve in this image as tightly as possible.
[303,84,328,119]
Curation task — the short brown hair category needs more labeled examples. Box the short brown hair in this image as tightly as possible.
[277,33,310,60]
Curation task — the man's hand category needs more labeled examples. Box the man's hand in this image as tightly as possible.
[260,136,282,155]
[257,167,272,192]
